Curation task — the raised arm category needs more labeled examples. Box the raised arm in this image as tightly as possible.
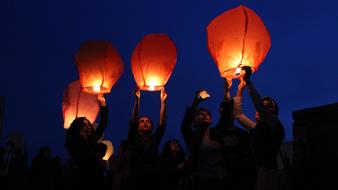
[233,76,256,130]
[131,88,140,124]
[216,79,234,129]
[159,88,167,126]
[154,89,168,143]
[242,66,277,128]
[224,78,232,102]
[181,89,208,144]
[129,88,140,141]
[95,94,108,140]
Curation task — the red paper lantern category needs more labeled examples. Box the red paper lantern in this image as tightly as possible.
[207,5,271,78]
[62,80,100,129]
[75,41,124,94]
[131,34,177,91]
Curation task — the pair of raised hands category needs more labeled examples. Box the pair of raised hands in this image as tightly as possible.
[134,88,168,103]
[226,65,253,90]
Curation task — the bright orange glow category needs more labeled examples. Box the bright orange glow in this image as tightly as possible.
[75,41,124,94]
[147,76,160,91]
[234,67,242,76]
[207,5,271,79]
[101,140,114,161]
[93,85,101,93]
[131,34,177,91]
[199,90,210,99]
[62,81,100,129]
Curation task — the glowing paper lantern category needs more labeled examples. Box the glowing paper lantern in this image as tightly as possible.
[75,41,124,94]
[100,140,114,161]
[131,34,177,91]
[207,5,271,78]
[62,80,100,129]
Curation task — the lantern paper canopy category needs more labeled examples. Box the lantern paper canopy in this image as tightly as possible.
[75,41,124,94]
[62,80,100,129]
[131,34,177,91]
[100,140,114,161]
[207,5,271,79]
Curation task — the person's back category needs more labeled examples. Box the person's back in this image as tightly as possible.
[251,119,284,170]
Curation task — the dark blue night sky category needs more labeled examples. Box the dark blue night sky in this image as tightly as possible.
[1,0,338,162]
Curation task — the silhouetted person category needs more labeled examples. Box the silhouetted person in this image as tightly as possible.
[234,66,285,190]
[65,94,108,189]
[218,79,256,190]
[96,142,111,189]
[180,85,234,190]
[0,140,26,190]
[160,139,187,190]
[111,139,131,190]
[62,157,79,190]
[28,146,60,190]
[126,88,167,190]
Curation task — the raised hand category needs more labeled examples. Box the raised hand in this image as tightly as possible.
[238,76,246,90]
[241,66,252,85]
[160,88,168,103]
[97,94,106,106]
[134,87,141,99]
[193,89,210,104]
[224,78,232,101]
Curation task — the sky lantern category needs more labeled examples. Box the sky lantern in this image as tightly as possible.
[62,80,100,129]
[75,41,124,94]
[207,5,271,78]
[100,139,114,161]
[131,33,177,91]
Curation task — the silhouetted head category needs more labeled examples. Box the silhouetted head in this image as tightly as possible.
[161,139,185,159]
[68,117,95,141]
[255,96,279,121]
[4,140,15,152]
[65,117,95,157]
[193,107,212,127]
[168,139,182,152]
[137,116,153,132]
[39,146,51,158]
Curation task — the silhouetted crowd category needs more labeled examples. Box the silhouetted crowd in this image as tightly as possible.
[1,68,293,190]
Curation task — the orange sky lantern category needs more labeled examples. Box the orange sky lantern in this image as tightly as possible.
[207,5,271,78]
[62,80,100,129]
[131,34,177,91]
[75,41,124,94]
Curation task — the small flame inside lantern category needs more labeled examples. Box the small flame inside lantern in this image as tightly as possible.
[147,77,160,91]
[93,85,101,93]
[234,67,242,76]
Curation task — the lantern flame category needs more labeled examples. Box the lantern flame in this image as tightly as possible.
[93,85,101,93]
[234,67,242,76]
[147,77,160,91]
[148,86,155,91]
